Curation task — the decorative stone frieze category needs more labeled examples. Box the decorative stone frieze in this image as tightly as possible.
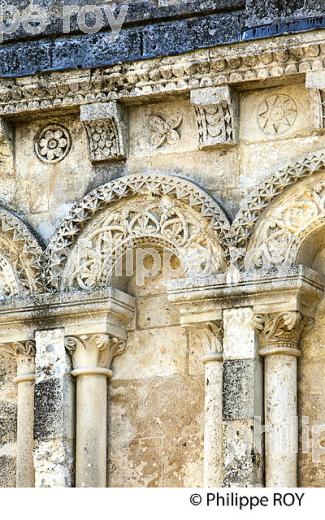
[0,340,36,487]
[1,34,325,117]
[191,86,238,149]
[80,101,128,162]
[0,118,14,175]
[66,333,127,488]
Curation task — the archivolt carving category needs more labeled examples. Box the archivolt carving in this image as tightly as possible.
[230,150,325,268]
[246,179,325,269]
[0,208,43,296]
[45,174,230,291]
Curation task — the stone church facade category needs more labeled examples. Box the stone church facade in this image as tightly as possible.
[2,0,325,488]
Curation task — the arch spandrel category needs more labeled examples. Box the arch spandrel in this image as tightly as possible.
[0,207,43,297]
[45,174,231,291]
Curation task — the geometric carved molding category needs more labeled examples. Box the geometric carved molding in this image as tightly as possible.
[191,86,239,149]
[44,173,231,291]
[230,149,325,268]
[0,118,14,175]
[245,179,325,269]
[0,207,44,297]
[80,101,128,162]
[1,38,325,118]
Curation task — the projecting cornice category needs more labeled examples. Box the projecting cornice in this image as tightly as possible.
[1,30,325,117]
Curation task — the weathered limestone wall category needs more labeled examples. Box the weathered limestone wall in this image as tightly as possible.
[300,298,325,487]
[0,357,16,487]
[108,261,205,487]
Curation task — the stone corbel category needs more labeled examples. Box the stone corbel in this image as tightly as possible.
[0,118,14,174]
[0,339,36,488]
[80,100,128,162]
[306,71,325,134]
[190,85,239,149]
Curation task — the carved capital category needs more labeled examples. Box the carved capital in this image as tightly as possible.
[80,101,128,162]
[0,340,36,358]
[188,320,223,364]
[191,86,239,149]
[253,311,314,357]
[65,333,126,377]
[0,340,36,383]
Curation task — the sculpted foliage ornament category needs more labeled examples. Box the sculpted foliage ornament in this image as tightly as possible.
[0,340,36,358]
[45,174,230,291]
[148,114,182,148]
[35,124,71,164]
[230,150,325,268]
[254,312,313,354]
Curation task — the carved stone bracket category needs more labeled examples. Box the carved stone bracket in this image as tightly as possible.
[191,86,239,149]
[0,118,14,174]
[80,100,128,162]
[253,311,314,357]
[65,333,126,377]
[306,71,325,134]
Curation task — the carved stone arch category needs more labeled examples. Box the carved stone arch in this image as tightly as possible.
[44,173,231,291]
[0,207,44,296]
[230,149,325,269]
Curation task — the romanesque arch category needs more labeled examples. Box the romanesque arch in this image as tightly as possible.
[0,207,43,296]
[45,174,231,291]
[230,149,325,270]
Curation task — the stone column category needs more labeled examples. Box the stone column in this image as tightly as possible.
[254,311,312,487]
[200,321,224,487]
[65,333,126,487]
[0,340,36,487]
[34,329,75,487]
[222,308,263,487]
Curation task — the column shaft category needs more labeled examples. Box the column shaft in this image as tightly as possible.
[34,329,75,487]
[76,374,108,487]
[15,353,35,487]
[264,354,298,487]
[203,357,223,487]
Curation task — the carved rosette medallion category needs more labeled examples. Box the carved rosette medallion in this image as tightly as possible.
[257,94,297,136]
[35,124,71,164]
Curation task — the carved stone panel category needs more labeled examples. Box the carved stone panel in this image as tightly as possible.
[191,86,239,149]
[80,101,128,162]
